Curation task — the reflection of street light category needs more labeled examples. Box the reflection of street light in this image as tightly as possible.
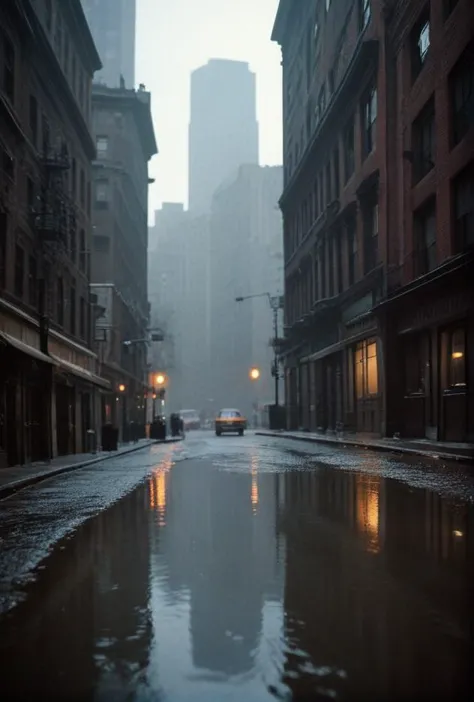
[250,367,260,380]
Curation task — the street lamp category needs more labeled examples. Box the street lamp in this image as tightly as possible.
[118,383,126,393]
[155,373,166,386]
[235,292,283,407]
[250,367,260,380]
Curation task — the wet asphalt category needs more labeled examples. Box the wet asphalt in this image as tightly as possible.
[0,431,473,701]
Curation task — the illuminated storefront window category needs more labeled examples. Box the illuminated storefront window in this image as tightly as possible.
[355,339,379,398]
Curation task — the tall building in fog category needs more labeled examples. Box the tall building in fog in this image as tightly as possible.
[82,0,136,88]
[188,59,259,214]
[210,165,283,416]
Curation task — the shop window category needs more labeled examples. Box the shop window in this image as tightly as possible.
[355,339,378,398]
[449,42,474,146]
[412,97,435,183]
[449,328,466,387]
[453,162,474,251]
[414,199,437,275]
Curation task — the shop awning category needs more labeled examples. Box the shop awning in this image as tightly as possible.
[50,355,111,390]
[0,331,57,365]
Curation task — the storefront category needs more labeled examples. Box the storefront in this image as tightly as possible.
[379,256,473,443]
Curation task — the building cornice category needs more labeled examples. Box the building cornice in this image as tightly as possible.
[92,86,158,160]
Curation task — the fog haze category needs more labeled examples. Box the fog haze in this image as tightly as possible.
[135,0,282,214]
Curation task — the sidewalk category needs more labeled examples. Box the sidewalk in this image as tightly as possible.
[256,430,474,464]
[0,438,175,500]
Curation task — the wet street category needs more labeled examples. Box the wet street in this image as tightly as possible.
[0,432,473,701]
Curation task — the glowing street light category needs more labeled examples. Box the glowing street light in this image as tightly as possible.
[250,367,260,381]
[155,373,166,386]
[118,383,126,393]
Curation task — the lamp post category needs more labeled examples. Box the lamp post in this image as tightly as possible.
[118,383,126,443]
[236,293,283,408]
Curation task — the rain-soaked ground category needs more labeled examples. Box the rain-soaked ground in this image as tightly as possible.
[0,432,473,701]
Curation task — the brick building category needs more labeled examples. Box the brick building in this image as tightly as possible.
[379,0,474,442]
[0,0,107,468]
[90,84,157,438]
[272,0,473,443]
[272,0,387,435]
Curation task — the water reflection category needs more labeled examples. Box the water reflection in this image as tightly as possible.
[0,453,472,701]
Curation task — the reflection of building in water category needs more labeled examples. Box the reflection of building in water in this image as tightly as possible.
[93,486,152,692]
[152,457,283,676]
[280,466,472,700]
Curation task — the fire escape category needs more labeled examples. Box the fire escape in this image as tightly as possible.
[32,139,73,352]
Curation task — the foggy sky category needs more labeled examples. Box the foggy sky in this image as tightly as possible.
[135,0,282,217]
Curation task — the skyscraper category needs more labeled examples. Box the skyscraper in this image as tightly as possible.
[188,59,259,214]
[81,0,136,88]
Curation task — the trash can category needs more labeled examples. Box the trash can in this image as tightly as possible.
[151,416,167,441]
[86,429,97,454]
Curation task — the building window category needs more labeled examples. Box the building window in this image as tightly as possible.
[45,0,52,31]
[325,162,332,205]
[412,12,430,80]
[96,136,108,160]
[70,284,76,335]
[57,277,64,326]
[360,0,371,30]
[2,148,15,182]
[363,201,379,273]
[29,95,38,147]
[412,97,435,183]
[42,114,50,155]
[80,169,85,206]
[355,339,378,398]
[27,177,35,210]
[2,34,15,103]
[449,43,474,146]
[70,227,76,263]
[344,118,355,182]
[453,163,474,251]
[414,199,437,275]
[320,241,327,298]
[72,54,76,94]
[71,157,77,199]
[14,244,24,298]
[449,328,466,387]
[333,147,340,198]
[362,86,377,157]
[79,229,86,272]
[80,297,86,339]
[95,179,110,208]
[444,0,459,18]
[347,216,357,286]
[93,235,110,253]
[28,255,37,308]
[328,238,334,297]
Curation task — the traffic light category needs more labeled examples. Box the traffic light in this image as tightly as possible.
[158,388,166,400]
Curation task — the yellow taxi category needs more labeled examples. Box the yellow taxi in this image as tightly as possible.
[215,408,247,436]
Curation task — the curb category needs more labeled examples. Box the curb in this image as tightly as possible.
[256,431,474,465]
[0,439,180,501]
